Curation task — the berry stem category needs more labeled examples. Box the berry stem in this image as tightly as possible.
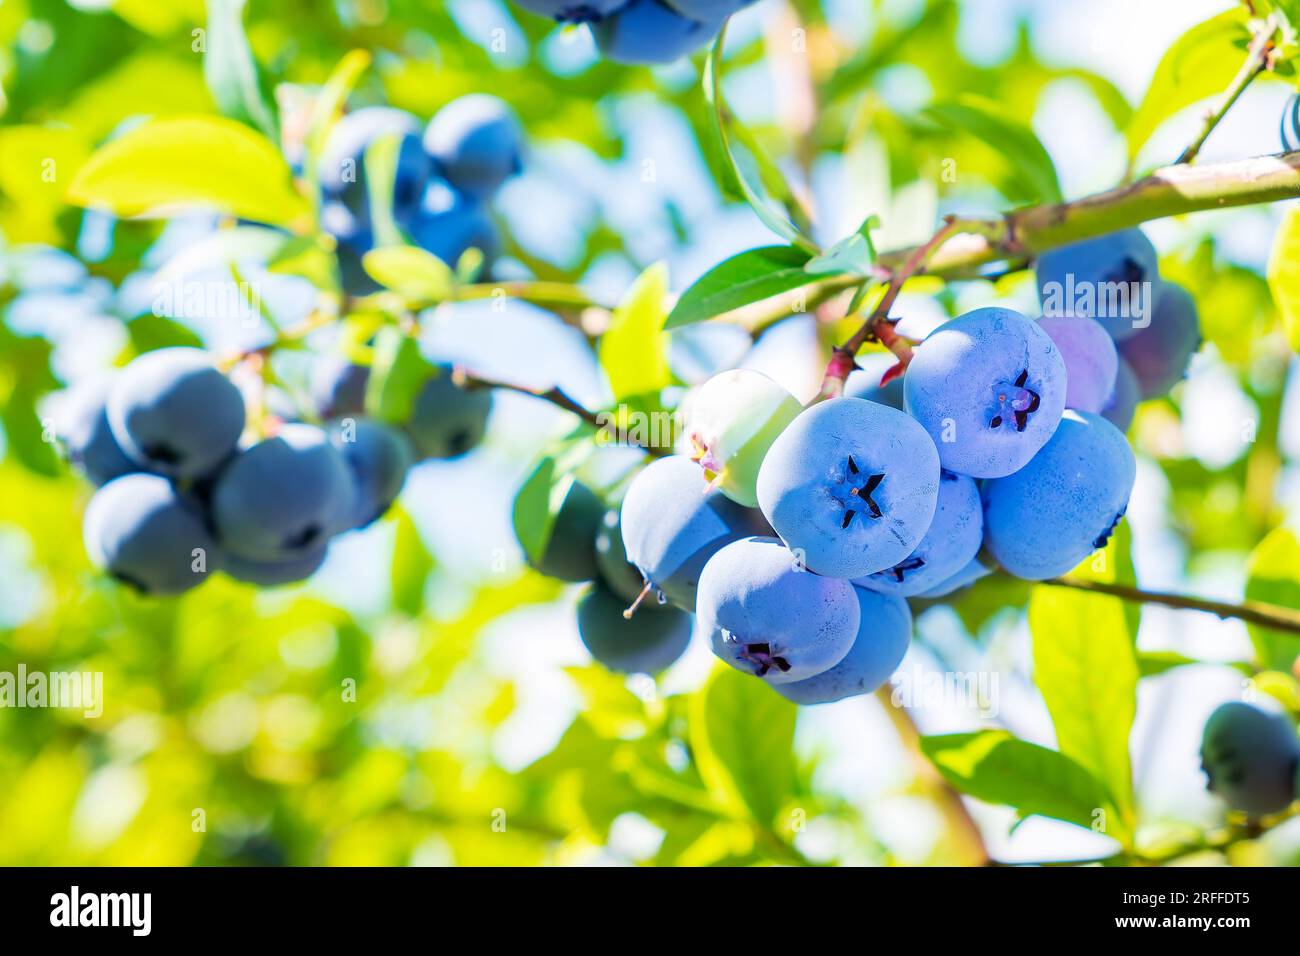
[816,217,962,400]
[452,368,669,458]
[1041,576,1300,637]
[1174,13,1279,167]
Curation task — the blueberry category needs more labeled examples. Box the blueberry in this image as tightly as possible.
[1037,315,1118,414]
[1036,229,1161,341]
[408,188,500,269]
[700,536,859,685]
[577,583,694,674]
[680,368,801,508]
[774,586,911,705]
[1201,702,1299,816]
[512,0,631,20]
[591,0,723,65]
[211,423,355,561]
[83,473,219,595]
[1119,282,1201,400]
[423,95,523,200]
[914,556,993,599]
[843,356,905,410]
[904,307,1066,479]
[1102,359,1140,432]
[981,410,1136,580]
[594,508,650,604]
[854,469,981,598]
[527,479,604,583]
[406,367,492,460]
[310,357,370,420]
[319,107,432,226]
[54,378,139,486]
[755,397,939,579]
[224,547,328,587]
[107,347,246,480]
[621,455,772,611]
[328,418,413,529]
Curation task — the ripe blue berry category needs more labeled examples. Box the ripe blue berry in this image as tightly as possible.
[408,190,499,269]
[1102,359,1140,432]
[310,357,369,420]
[84,473,219,595]
[700,536,859,685]
[423,95,523,200]
[55,378,139,486]
[914,556,993,599]
[594,508,649,604]
[211,424,355,562]
[591,0,722,65]
[981,410,1135,580]
[224,547,328,587]
[1119,282,1201,400]
[1037,315,1117,414]
[407,368,492,460]
[755,397,940,579]
[1036,229,1161,341]
[512,0,626,20]
[855,469,981,598]
[107,347,246,480]
[328,418,413,529]
[319,107,432,226]
[527,479,604,583]
[904,307,1066,479]
[621,455,772,611]
[774,586,911,705]
[843,356,905,410]
[578,584,693,674]
[1201,702,1300,816]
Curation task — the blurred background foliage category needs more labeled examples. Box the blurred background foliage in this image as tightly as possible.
[2,0,1300,866]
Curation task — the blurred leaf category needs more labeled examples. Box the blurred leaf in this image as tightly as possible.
[921,730,1110,830]
[66,115,308,226]
[1245,527,1300,671]
[1028,566,1138,839]
[0,125,91,243]
[1136,650,1253,678]
[665,246,815,330]
[599,262,671,404]
[689,665,796,827]
[125,314,204,352]
[922,94,1062,204]
[1126,8,1251,161]
[267,233,339,292]
[363,132,404,249]
[1267,206,1300,354]
[390,506,433,617]
[511,457,579,566]
[362,246,454,302]
[364,326,436,425]
[203,0,279,141]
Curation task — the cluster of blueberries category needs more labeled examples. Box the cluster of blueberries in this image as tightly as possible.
[530,227,1203,707]
[1200,702,1300,817]
[513,0,757,65]
[319,95,523,292]
[58,347,490,593]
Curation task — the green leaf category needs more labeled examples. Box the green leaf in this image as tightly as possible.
[267,234,340,292]
[363,327,437,425]
[202,0,279,141]
[689,664,797,827]
[1136,650,1252,678]
[389,505,433,617]
[921,731,1111,831]
[1245,527,1300,671]
[598,262,671,404]
[511,456,562,566]
[665,245,814,330]
[923,94,1062,204]
[301,50,371,203]
[124,314,204,352]
[66,115,308,226]
[1267,206,1300,354]
[362,246,454,303]
[363,132,405,250]
[1028,574,1138,840]
[1126,8,1251,161]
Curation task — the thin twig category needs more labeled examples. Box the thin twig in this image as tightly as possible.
[1175,14,1278,165]
[1041,577,1300,636]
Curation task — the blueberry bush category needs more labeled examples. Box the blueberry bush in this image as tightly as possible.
[3,0,1300,867]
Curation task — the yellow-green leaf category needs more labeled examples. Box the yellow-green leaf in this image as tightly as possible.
[598,262,671,405]
[66,115,308,226]
[1267,206,1300,353]
[362,245,454,303]
[1245,526,1300,671]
